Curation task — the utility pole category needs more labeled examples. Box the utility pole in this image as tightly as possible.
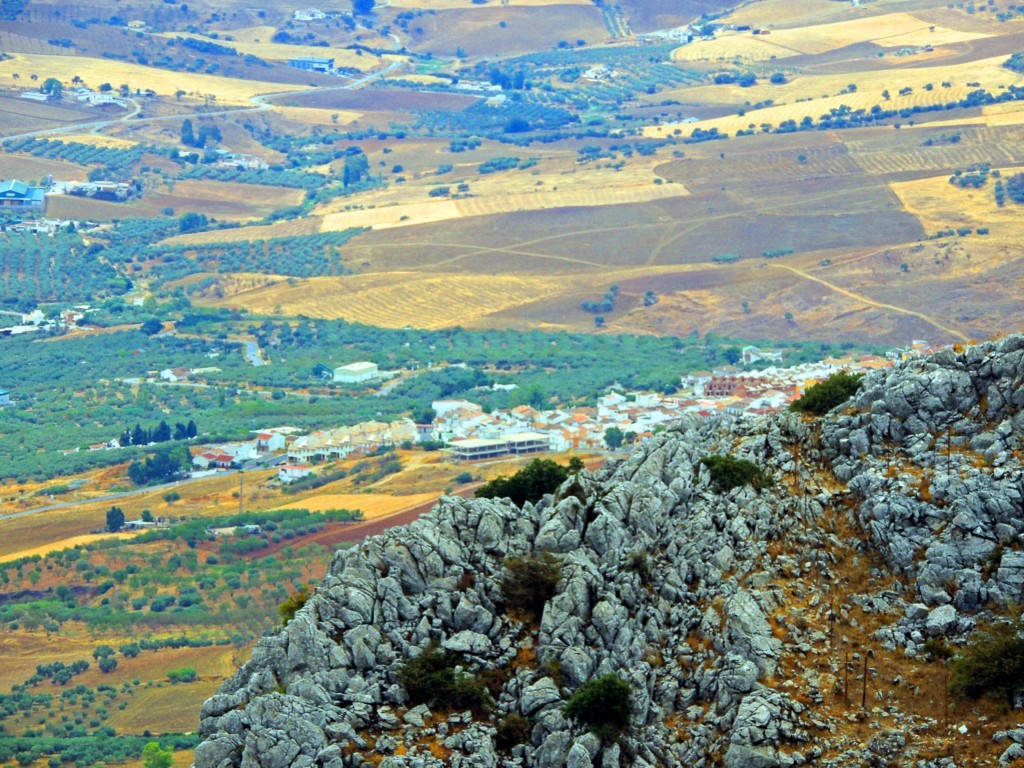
[862,653,868,710]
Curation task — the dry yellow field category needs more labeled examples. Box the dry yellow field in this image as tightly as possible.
[672,34,803,62]
[52,133,140,147]
[314,159,687,231]
[675,16,987,63]
[162,31,385,71]
[0,54,306,103]
[891,171,1024,234]
[212,272,570,327]
[726,0,877,28]
[761,13,986,55]
[647,55,1024,138]
[272,105,363,126]
[319,180,687,231]
[162,216,322,246]
[273,492,438,518]
[0,532,142,564]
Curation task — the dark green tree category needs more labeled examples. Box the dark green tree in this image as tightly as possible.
[604,427,624,449]
[353,0,376,14]
[139,318,163,336]
[105,506,125,532]
[180,118,195,147]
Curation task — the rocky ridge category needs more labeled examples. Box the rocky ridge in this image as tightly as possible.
[196,336,1024,768]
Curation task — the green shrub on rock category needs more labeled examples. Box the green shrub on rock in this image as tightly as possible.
[789,371,863,416]
[697,454,775,493]
[564,675,632,740]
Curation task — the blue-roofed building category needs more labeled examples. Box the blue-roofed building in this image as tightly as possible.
[0,180,46,212]
[0,390,11,407]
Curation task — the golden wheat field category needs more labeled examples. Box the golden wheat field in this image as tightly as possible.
[0,532,143,564]
[273,492,438,518]
[0,54,306,102]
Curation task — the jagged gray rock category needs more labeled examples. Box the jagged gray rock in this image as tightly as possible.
[195,336,1024,768]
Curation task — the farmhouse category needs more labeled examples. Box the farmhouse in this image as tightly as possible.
[0,180,46,211]
[0,389,10,407]
[333,361,379,384]
[294,8,327,21]
[279,464,313,483]
[288,57,334,73]
[20,91,50,102]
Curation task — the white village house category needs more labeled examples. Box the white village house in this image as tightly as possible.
[333,361,379,384]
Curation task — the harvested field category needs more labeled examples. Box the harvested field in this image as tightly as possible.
[140,179,306,220]
[319,179,688,231]
[272,105,363,126]
[673,34,804,61]
[0,151,85,180]
[162,216,323,246]
[0,54,307,103]
[208,272,571,328]
[0,92,101,136]
[618,0,737,33]
[647,54,1021,138]
[760,13,986,55]
[404,6,607,56]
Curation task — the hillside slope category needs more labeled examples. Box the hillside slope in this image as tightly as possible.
[195,336,1024,768]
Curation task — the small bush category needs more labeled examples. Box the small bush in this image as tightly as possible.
[396,644,491,716]
[564,675,632,740]
[495,713,532,751]
[789,371,864,416]
[499,553,562,618]
[697,454,775,493]
[166,666,197,684]
[950,621,1024,703]
[278,587,310,625]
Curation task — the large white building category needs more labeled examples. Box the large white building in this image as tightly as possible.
[333,361,379,384]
